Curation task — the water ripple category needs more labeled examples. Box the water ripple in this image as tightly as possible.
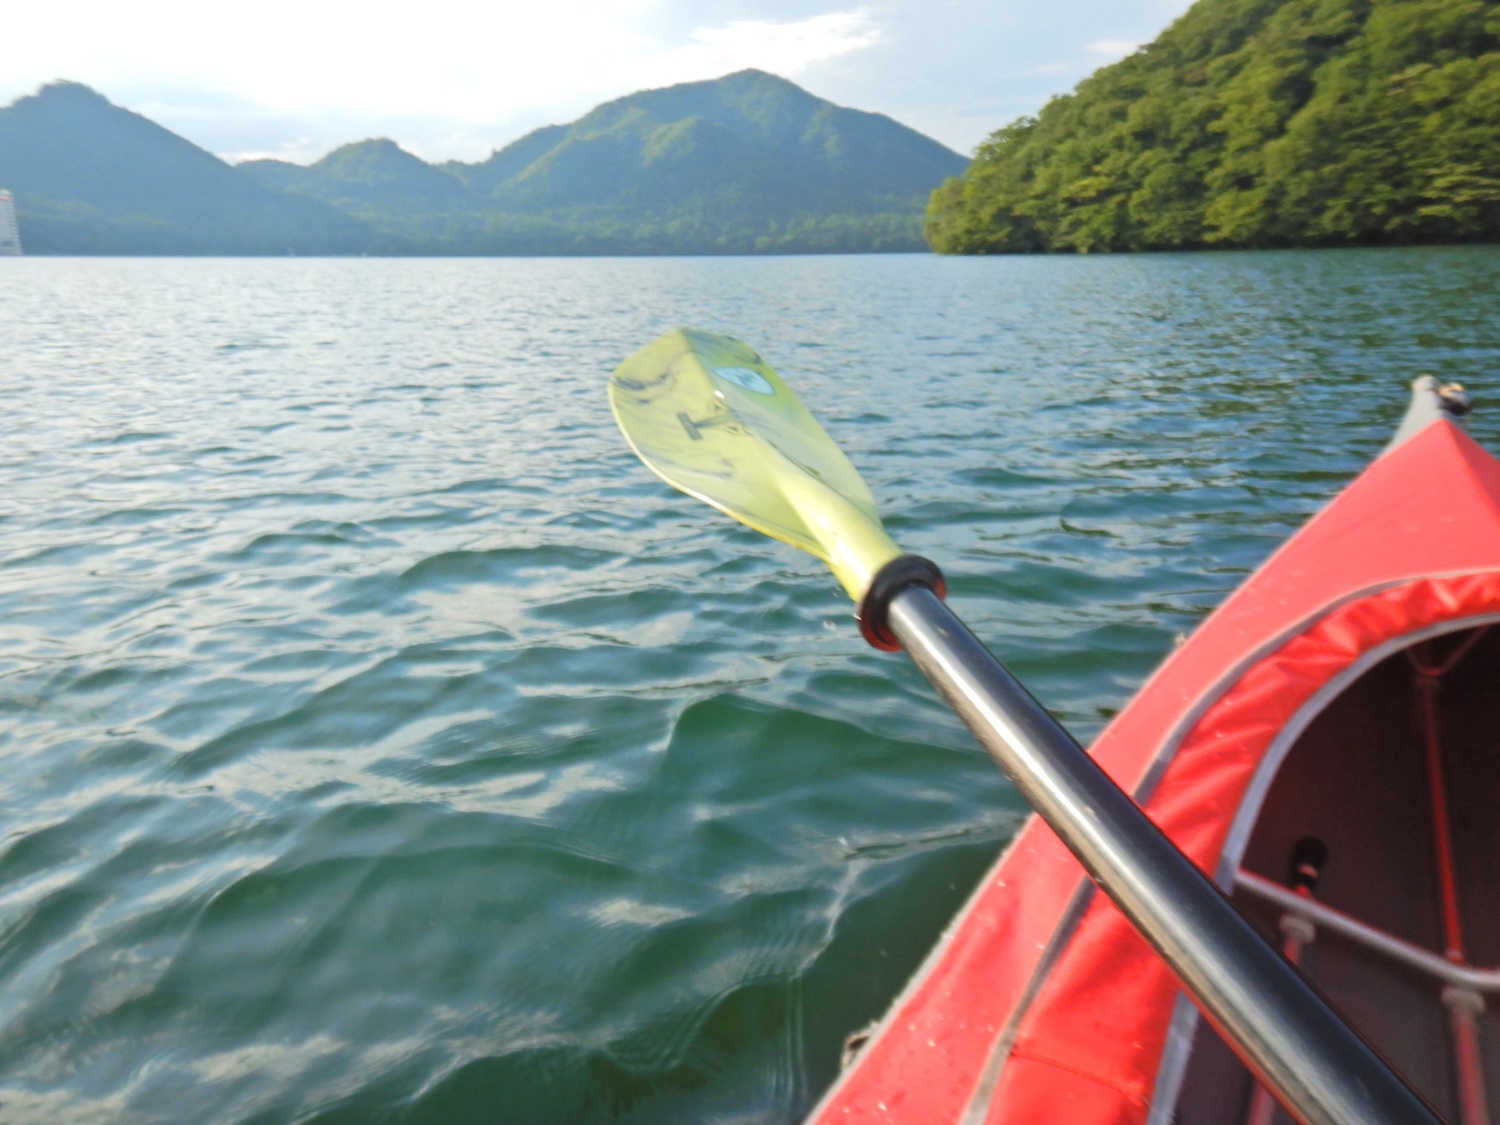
[0,248,1497,1123]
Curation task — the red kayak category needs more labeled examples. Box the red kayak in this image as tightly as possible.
[808,378,1498,1125]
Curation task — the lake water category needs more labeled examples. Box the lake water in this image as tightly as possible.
[1,247,1497,1124]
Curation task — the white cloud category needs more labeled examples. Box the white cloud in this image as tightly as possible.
[663,11,880,79]
[1085,39,1142,58]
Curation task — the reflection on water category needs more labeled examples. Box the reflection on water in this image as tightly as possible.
[0,247,1497,1123]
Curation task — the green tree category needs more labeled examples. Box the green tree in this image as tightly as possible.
[928,0,1500,253]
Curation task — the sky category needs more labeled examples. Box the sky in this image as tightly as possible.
[2,0,1196,166]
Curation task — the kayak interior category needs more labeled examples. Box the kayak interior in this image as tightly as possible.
[1178,622,1500,1124]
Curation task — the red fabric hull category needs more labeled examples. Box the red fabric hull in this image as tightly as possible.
[807,420,1500,1125]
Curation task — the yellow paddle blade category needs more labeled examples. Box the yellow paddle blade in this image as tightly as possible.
[609,328,901,600]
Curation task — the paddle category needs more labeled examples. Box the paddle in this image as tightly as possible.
[610,328,1439,1125]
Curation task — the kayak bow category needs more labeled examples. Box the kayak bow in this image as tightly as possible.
[809,375,1498,1125]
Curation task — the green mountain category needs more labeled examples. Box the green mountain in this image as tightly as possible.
[927,0,1500,254]
[0,82,377,255]
[463,69,964,214]
[241,69,967,254]
[442,126,567,195]
[0,71,962,255]
[244,138,472,215]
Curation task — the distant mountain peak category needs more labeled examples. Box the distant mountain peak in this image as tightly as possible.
[314,137,431,169]
[0,79,376,254]
[242,134,468,213]
[9,81,123,120]
[446,68,964,217]
[32,80,111,104]
[328,138,407,156]
[688,68,807,90]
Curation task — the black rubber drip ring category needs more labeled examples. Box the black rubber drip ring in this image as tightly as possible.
[857,555,946,651]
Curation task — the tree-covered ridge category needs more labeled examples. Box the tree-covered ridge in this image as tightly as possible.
[927,0,1500,253]
[0,71,963,255]
[240,69,966,255]
[0,82,372,254]
[457,68,965,214]
[247,139,472,215]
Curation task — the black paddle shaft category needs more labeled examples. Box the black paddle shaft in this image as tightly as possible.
[886,583,1441,1125]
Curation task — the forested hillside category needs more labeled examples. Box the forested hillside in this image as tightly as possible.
[927,0,1500,253]
[241,69,966,255]
[0,83,375,255]
[0,71,962,255]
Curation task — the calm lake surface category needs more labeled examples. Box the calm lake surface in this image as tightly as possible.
[1,248,1497,1124]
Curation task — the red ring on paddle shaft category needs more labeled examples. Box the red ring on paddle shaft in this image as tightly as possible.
[857,555,946,650]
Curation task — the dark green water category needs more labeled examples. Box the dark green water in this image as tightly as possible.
[0,247,1497,1124]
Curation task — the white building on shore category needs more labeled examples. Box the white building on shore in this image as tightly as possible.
[0,191,21,255]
